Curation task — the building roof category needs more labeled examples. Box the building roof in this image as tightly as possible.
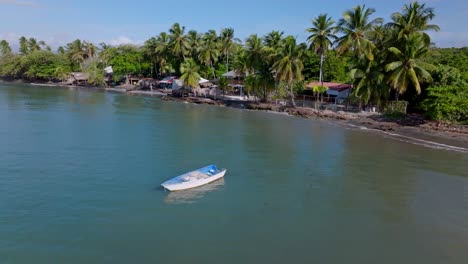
[70,72,90,81]
[307,82,352,92]
[222,70,243,78]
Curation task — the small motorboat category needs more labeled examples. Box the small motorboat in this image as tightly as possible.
[161,165,226,191]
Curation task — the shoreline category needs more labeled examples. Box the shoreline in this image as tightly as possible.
[4,81,468,152]
[118,88,468,151]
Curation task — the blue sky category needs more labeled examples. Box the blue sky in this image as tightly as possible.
[0,0,466,48]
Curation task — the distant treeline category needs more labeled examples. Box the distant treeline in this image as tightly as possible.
[0,1,467,122]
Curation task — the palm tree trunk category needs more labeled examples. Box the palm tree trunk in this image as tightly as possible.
[210,61,216,79]
[290,85,296,107]
[319,53,324,87]
[226,53,229,72]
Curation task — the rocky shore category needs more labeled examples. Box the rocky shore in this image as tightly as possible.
[160,98,468,150]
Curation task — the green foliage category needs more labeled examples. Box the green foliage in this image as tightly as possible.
[273,82,290,100]
[20,50,69,80]
[303,50,349,83]
[244,71,275,102]
[54,65,71,81]
[218,77,229,92]
[425,48,468,81]
[293,80,306,94]
[421,82,468,122]
[103,45,150,81]
[430,64,463,86]
[81,57,105,86]
[180,58,201,88]
[0,54,22,78]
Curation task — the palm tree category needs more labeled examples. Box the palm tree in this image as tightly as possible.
[263,30,284,50]
[186,30,202,59]
[387,1,440,45]
[28,38,41,52]
[232,49,250,77]
[0,40,12,56]
[169,23,189,63]
[335,5,383,60]
[83,41,97,59]
[143,37,158,77]
[66,39,86,66]
[81,57,104,86]
[180,58,201,89]
[350,58,388,105]
[245,34,265,71]
[38,40,51,51]
[385,33,435,95]
[198,30,219,79]
[307,14,336,86]
[19,36,29,55]
[244,67,275,102]
[154,32,172,76]
[271,36,305,107]
[220,28,239,72]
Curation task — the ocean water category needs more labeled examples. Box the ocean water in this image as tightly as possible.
[0,83,467,264]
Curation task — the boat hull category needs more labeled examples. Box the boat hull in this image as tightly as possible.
[162,169,226,191]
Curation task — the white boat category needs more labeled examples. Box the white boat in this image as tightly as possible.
[161,165,227,191]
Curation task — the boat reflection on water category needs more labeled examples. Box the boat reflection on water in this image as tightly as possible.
[164,178,225,204]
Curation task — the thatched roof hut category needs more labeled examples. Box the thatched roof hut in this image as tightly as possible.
[65,72,90,85]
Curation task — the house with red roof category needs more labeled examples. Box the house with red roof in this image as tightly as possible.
[307,82,352,99]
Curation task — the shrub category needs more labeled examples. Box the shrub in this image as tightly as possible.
[421,82,468,122]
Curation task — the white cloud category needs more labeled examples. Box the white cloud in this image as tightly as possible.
[107,36,143,46]
[0,0,39,7]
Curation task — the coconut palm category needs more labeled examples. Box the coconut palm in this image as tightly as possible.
[155,32,172,76]
[81,56,104,86]
[19,37,29,55]
[263,30,284,54]
[169,23,189,62]
[245,34,265,70]
[387,1,440,45]
[232,49,250,77]
[385,33,435,95]
[350,58,388,105]
[0,40,12,56]
[143,37,158,77]
[271,36,305,107]
[83,41,97,59]
[180,58,201,89]
[244,67,275,102]
[306,14,337,86]
[335,5,383,60]
[38,40,51,51]
[143,32,172,77]
[28,38,41,52]
[198,30,220,79]
[220,28,239,72]
[186,30,202,59]
[66,39,86,66]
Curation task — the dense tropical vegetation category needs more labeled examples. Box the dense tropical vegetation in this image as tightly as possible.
[0,1,466,122]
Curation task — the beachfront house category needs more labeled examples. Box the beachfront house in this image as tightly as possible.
[307,82,352,99]
[222,70,245,96]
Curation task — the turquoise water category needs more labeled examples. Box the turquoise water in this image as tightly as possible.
[0,84,467,264]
